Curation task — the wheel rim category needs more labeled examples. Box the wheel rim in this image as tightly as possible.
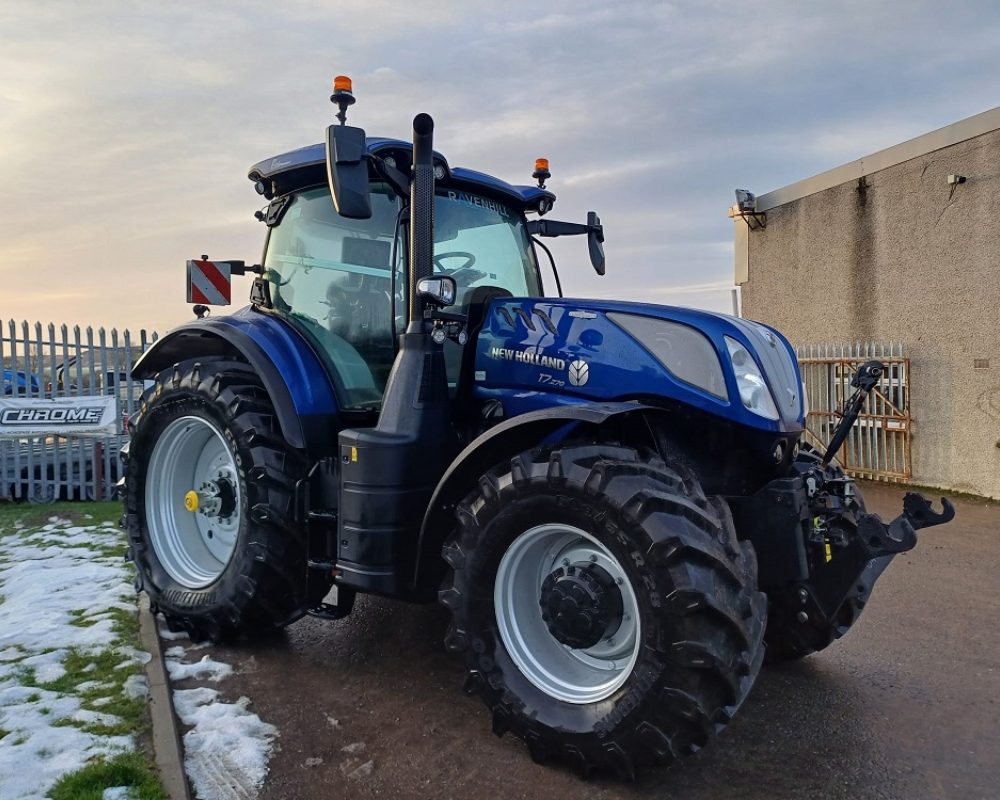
[145,415,242,589]
[494,524,641,704]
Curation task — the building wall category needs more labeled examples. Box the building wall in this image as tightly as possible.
[740,128,1000,498]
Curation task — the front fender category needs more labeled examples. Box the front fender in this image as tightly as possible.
[411,400,658,592]
[133,307,338,452]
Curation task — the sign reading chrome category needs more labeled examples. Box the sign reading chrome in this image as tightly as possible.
[1,407,103,425]
[0,396,118,438]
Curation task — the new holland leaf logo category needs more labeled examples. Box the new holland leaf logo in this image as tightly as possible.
[568,359,590,387]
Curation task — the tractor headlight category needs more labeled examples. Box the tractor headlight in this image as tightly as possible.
[725,336,779,420]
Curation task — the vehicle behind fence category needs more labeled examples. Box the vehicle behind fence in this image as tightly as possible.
[796,341,911,482]
[1,320,158,502]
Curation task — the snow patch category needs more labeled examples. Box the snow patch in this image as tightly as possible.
[156,626,190,641]
[123,674,148,700]
[71,708,123,727]
[0,519,140,799]
[0,647,23,662]
[166,654,233,683]
[173,687,278,800]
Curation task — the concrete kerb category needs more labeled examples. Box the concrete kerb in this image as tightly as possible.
[138,593,192,800]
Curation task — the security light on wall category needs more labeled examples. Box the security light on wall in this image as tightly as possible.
[735,189,756,212]
[729,189,766,231]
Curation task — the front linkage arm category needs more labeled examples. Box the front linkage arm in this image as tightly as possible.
[770,361,956,654]
[818,357,955,562]
[822,360,884,467]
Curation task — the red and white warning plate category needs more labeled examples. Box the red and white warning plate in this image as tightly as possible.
[186,259,232,305]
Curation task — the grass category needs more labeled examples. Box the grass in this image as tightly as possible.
[0,500,122,536]
[33,647,147,737]
[49,751,167,800]
[0,504,166,797]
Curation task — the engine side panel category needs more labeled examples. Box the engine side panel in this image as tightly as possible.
[472,297,804,434]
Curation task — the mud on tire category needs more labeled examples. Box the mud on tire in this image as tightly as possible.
[439,443,767,777]
[123,357,316,641]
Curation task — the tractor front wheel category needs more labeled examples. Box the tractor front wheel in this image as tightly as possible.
[123,358,315,641]
[440,444,767,777]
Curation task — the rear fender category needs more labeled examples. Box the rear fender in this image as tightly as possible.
[133,309,338,452]
[411,400,658,593]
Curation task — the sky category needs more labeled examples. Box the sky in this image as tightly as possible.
[3,0,1000,334]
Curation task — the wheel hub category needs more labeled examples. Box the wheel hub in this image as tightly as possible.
[494,523,641,704]
[185,476,237,519]
[145,415,242,589]
[540,562,624,649]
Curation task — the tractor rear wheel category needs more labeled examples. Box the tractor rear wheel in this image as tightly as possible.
[439,444,766,777]
[123,358,316,641]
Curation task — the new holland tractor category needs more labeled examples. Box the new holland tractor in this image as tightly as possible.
[122,77,954,776]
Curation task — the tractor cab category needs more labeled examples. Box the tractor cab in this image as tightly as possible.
[256,177,544,409]
[238,77,605,416]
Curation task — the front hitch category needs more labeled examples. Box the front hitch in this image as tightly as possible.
[791,490,954,650]
[856,492,956,559]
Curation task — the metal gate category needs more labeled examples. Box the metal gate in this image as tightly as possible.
[1,319,158,502]
[796,342,911,482]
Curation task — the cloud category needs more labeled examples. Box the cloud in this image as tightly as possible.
[1,1,1000,333]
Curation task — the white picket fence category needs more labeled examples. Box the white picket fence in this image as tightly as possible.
[1,320,159,502]
[796,341,911,482]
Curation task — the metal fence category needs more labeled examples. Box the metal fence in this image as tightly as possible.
[1,319,158,502]
[796,342,911,482]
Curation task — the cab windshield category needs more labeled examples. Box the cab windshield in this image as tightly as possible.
[433,189,542,307]
[263,184,539,409]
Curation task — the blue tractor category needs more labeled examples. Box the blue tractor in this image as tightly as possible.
[122,77,954,776]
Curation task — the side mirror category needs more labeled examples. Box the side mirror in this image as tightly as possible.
[526,213,606,275]
[416,276,456,308]
[587,211,605,275]
[325,124,372,219]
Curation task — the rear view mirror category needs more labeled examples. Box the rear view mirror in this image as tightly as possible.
[526,213,606,275]
[325,124,372,219]
[587,211,605,276]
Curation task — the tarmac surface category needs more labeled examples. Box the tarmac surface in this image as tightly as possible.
[192,483,999,800]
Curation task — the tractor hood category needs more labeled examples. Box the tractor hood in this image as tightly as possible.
[472,297,804,434]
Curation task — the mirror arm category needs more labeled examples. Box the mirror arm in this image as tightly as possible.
[527,213,605,276]
[527,219,589,237]
[371,155,412,201]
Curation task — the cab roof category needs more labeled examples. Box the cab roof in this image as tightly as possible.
[247,137,555,213]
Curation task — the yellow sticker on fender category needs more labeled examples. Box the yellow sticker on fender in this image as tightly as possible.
[351,446,358,463]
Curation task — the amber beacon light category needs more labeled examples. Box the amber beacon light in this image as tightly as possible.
[533,157,551,188]
[331,75,356,124]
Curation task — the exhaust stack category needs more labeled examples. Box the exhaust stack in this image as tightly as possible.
[336,112,454,598]
[408,113,435,329]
